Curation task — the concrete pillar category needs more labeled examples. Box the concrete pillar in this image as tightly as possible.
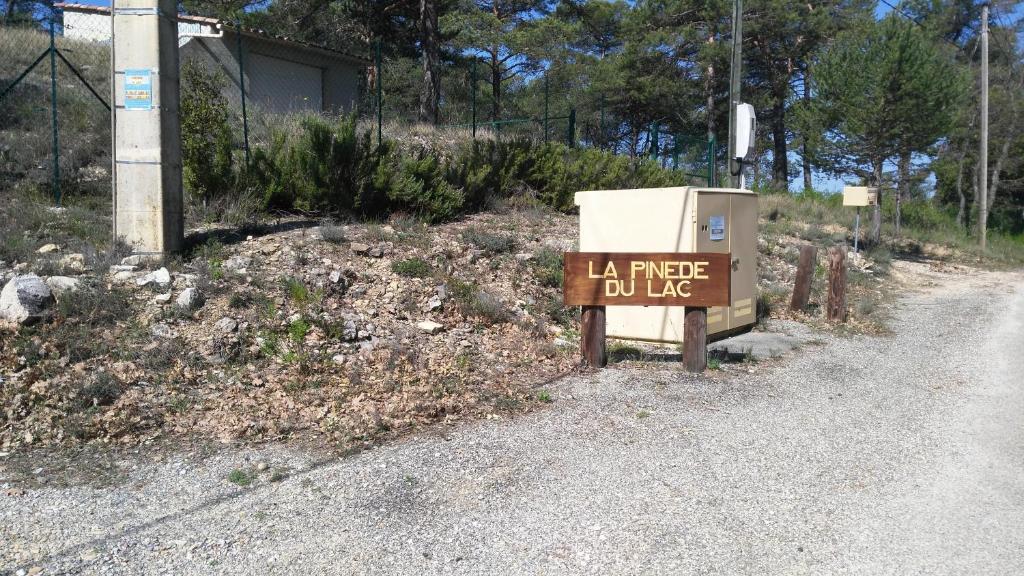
[112,0,183,255]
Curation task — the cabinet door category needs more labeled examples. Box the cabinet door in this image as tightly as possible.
[728,195,757,329]
[694,192,731,335]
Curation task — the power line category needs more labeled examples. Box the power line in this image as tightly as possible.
[875,0,975,53]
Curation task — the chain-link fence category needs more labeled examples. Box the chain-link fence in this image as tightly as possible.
[0,9,112,204]
[2,4,719,210]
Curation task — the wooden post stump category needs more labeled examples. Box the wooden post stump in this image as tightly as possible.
[683,307,707,372]
[581,305,607,368]
[827,246,847,323]
[790,244,817,311]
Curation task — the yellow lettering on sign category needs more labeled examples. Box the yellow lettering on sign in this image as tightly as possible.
[604,261,618,278]
[694,262,709,280]
[605,279,635,297]
[630,261,645,279]
[646,279,693,298]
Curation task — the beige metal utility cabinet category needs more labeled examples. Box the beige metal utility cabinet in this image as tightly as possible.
[575,186,758,343]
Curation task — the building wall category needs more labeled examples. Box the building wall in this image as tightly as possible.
[63,11,363,115]
[177,30,362,115]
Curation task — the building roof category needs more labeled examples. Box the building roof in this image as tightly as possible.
[54,3,371,65]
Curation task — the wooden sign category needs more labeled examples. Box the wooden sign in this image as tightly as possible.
[563,252,732,307]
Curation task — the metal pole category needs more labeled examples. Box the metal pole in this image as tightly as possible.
[543,73,549,143]
[376,38,383,146]
[979,3,989,249]
[471,58,477,139]
[236,24,250,164]
[727,0,743,188]
[49,21,61,205]
[854,207,861,253]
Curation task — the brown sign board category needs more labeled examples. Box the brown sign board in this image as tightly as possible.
[563,252,731,307]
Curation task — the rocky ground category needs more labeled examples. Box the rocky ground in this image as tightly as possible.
[0,202,911,455]
[0,209,582,451]
[1,262,1020,575]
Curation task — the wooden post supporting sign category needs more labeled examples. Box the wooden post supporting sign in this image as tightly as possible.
[682,307,708,372]
[563,252,731,372]
[581,305,607,368]
[827,245,847,322]
[790,244,817,312]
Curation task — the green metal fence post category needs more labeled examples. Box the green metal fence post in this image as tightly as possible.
[49,21,60,205]
[543,73,549,143]
[375,38,382,146]
[471,58,477,139]
[236,23,250,164]
[567,108,576,148]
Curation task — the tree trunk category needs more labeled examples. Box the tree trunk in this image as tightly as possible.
[417,0,440,124]
[802,69,812,192]
[770,83,788,190]
[955,144,967,229]
[871,159,883,246]
[490,51,501,121]
[988,131,1013,213]
[896,150,910,238]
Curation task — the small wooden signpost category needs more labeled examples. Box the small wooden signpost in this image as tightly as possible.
[563,252,732,372]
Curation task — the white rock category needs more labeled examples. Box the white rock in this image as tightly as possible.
[109,264,137,273]
[416,320,444,335]
[224,255,252,272]
[45,276,81,299]
[136,267,171,288]
[515,252,534,262]
[121,255,146,266]
[175,287,204,311]
[332,354,346,365]
[351,242,370,255]
[150,323,175,339]
[153,292,172,304]
[36,243,59,254]
[426,296,443,311]
[329,270,342,284]
[112,271,137,284]
[0,274,55,326]
[215,317,239,333]
[59,253,86,272]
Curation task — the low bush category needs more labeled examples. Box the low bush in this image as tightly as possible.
[462,227,517,254]
[391,257,432,278]
[195,113,693,224]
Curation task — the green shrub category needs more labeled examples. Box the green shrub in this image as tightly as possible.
[180,60,237,208]
[462,226,517,254]
[533,247,564,288]
[391,257,432,278]
[449,278,508,324]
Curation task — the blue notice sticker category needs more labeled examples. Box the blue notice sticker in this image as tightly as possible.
[124,69,152,110]
[709,215,726,241]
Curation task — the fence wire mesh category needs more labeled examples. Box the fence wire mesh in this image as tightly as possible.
[2,4,719,210]
[1,9,112,204]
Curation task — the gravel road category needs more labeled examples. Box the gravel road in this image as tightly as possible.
[3,262,1023,575]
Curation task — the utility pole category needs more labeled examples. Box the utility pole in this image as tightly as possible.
[979,2,989,250]
[727,0,743,188]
